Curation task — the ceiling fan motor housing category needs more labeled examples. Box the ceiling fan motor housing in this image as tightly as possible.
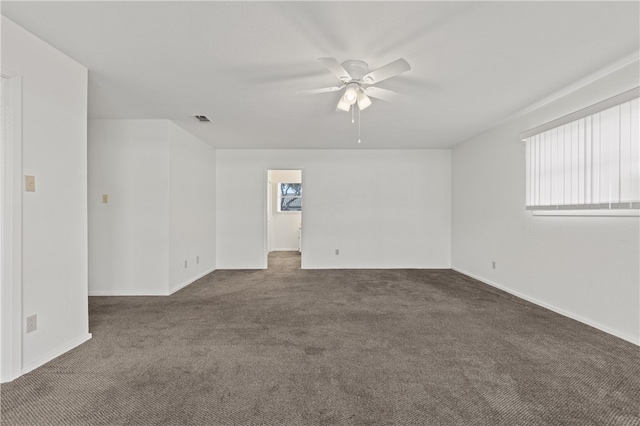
[341,60,369,82]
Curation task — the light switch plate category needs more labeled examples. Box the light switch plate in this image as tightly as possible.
[102,194,108,203]
[25,175,35,192]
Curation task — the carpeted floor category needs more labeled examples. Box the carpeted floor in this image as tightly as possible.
[1,251,639,425]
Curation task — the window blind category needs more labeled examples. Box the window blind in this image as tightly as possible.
[523,92,639,210]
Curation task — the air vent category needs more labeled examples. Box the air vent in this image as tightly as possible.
[191,114,211,122]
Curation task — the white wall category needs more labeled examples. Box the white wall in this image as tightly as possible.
[269,170,301,251]
[217,150,451,269]
[168,122,216,293]
[88,120,170,295]
[88,119,216,296]
[1,17,91,374]
[452,61,640,344]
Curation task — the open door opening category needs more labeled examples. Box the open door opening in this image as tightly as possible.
[267,170,302,269]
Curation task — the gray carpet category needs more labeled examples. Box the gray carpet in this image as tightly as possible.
[1,251,639,425]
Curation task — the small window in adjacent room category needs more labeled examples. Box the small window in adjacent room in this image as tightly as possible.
[278,183,302,212]
[521,88,639,212]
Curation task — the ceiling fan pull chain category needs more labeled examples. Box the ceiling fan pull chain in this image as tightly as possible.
[352,107,355,124]
[358,107,362,144]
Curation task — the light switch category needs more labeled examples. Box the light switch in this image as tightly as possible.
[25,175,35,192]
[102,194,108,204]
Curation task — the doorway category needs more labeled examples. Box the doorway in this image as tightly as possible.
[267,170,302,269]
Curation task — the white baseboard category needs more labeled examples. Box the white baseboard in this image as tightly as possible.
[270,248,299,252]
[21,333,92,376]
[89,291,167,296]
[89,268,216,297]
[169,267,216,295]
[451,267,639,346]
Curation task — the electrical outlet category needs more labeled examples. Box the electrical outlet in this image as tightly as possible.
[184,260,188,269]
[492,261,496,270]
[196,256,199,264]
[26,315,37,333]
[335,249,340,255]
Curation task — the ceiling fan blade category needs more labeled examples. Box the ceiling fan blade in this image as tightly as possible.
[364,87,402,102]
[296,86,344,95]
[362,58,411,84]
[318,57,352,82]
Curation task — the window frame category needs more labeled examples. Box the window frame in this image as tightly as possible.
[521,88,640,214]
[276,182,302,213]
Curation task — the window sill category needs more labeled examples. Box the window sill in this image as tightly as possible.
[531,210,639,217]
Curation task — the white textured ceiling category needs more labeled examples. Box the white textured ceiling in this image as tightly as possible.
[2,1,638,149]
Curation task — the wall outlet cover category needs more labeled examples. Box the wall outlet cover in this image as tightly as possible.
[26,315,37,333]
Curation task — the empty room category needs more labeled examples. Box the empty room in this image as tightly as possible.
[1,2,638,425]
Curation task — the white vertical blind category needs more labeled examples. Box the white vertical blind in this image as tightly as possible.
[524,96,640,209]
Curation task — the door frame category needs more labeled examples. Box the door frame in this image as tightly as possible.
[264,168,304,269]
[1,69,23,383]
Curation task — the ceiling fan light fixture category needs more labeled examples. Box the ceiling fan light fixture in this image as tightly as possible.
[357,90,372,110]
[336,97,351,112]
[344,84,358,105]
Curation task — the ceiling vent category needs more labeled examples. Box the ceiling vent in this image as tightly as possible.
[191,114,211,122]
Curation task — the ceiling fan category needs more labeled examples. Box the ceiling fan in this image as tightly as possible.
[298,57,411,112]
